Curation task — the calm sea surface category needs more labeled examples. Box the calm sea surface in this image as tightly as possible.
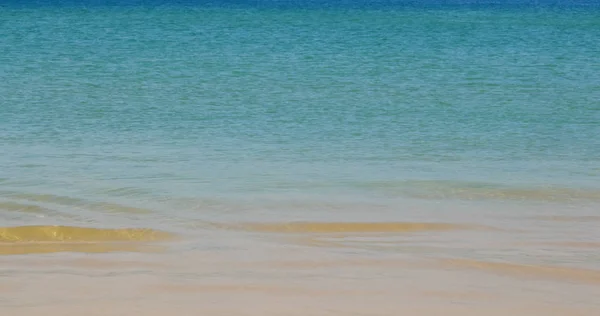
[1,1,599,314]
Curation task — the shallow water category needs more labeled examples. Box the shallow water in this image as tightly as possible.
[1,1,600,315]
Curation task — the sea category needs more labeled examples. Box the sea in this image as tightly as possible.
[1,0,599,315]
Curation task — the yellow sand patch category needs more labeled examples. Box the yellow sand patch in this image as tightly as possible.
[0,225,174,243]
[0,225,174,255]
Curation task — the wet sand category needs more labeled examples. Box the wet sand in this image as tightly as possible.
[2,254,599,316]
[2,216,599,316]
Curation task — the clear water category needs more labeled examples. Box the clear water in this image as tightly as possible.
[1,2,600,313]
[2,4,599,213]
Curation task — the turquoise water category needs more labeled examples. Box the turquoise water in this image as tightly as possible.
[1,4,599,233]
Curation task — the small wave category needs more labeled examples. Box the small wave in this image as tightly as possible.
[534,215,600,222]
[0,200,87,222]
[221,221,475,234]
[0,191,154,214]
[0,201,48,214]
[354,180,600,202]
[94,186,157,197]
